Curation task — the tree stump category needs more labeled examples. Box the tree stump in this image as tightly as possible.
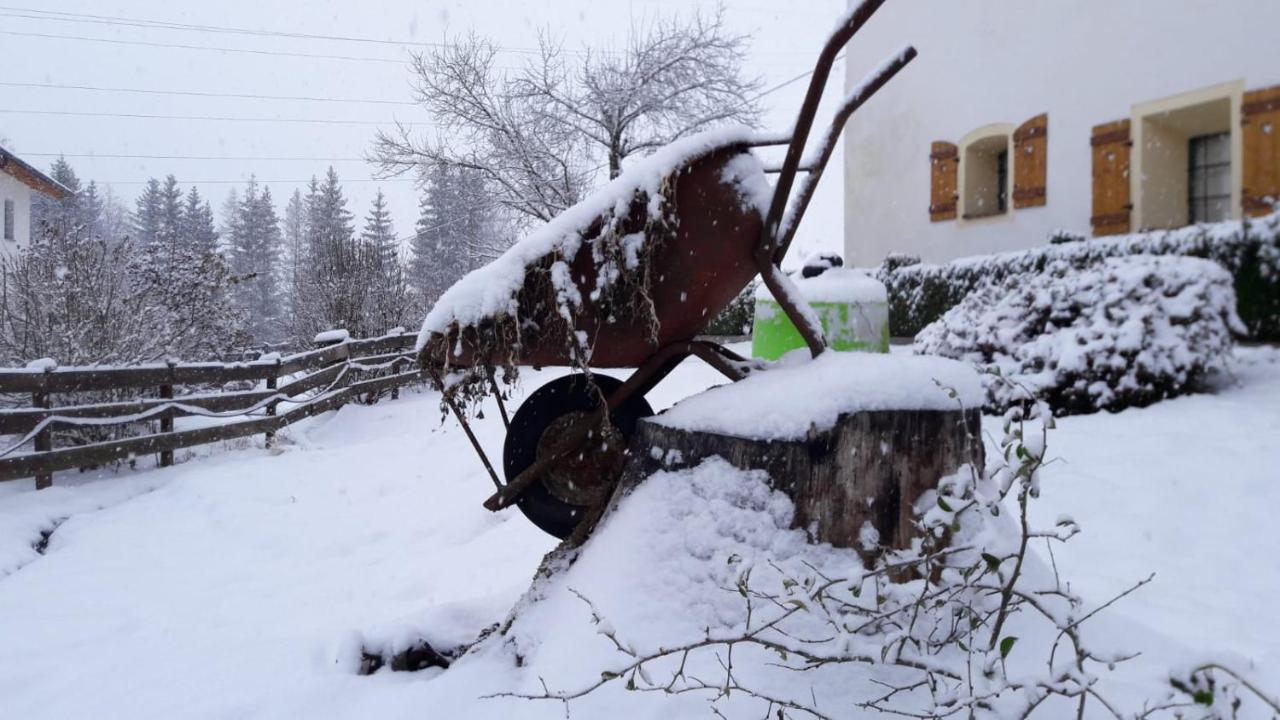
[615,407,983,559]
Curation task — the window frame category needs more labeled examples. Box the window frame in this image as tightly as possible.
[2,199,14,242]
[957,123,1015,222]
[1188,131,1232,224]
[1130,79,1243,230]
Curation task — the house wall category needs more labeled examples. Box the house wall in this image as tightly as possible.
[842,0,1280,265]
[0,173,33,253]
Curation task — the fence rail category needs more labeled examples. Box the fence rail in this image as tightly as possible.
[0,331,425,487]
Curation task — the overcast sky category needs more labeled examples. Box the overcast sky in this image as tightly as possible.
[3,0,859,260]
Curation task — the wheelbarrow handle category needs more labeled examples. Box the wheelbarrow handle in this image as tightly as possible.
[774,45,917,264]
[759,0,889,262]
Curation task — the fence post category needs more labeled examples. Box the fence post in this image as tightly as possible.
[32,382,52,489]
[158,381,174,468]
[265,360,279,448]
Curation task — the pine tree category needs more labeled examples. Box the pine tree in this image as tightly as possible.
[410,164,490,310]
[294,167,380,340]
[280,189,307,335]
[228,178,283,342]
[31,157,84,242]
[307,167,355,256]
[3,159,245,366]
[361,190,410,335]
[156,175,183,251]
[179,187,218,254]
[361,190,397,265]
[132,178,163,247]
[218,188,240,254]
[79,181,105,239]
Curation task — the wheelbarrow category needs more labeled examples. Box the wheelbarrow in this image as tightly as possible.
[419,0,917,538]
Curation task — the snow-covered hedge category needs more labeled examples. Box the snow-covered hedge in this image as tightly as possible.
[702,279,757,336]
[878,212,1280,341]
[914,255,1243,415]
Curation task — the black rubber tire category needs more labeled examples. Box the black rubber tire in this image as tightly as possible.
[502,373,654,539]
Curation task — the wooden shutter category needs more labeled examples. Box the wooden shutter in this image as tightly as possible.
[929,141,959,222]
[1090,120,1132,236]
[1243,85,1280,217]
[1013,113,1048,208]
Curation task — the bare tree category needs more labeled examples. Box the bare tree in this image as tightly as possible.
[373,34,588,225]
[372,5,762,225]
[522,7,764,178]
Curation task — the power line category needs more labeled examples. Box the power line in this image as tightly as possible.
[0,80,414,106]
[0,6,562,55]
[0,108,429,127]
[19,153,371,162]
[752,53,845,101]
[0,29,408,64]
[99,177,418,185]
[0,5,825,59]
[0,55,826,117]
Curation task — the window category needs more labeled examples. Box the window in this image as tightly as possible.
[961,134,1011,219]
[3,199,13,241]
[996,149,1009,214]
[1132,82,1237,230]
[1188,132,1231,224]
[933,115,1045,224]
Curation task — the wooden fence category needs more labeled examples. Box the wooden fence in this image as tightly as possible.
[0,331,425,488]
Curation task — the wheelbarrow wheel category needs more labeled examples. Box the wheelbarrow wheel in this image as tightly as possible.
[502,373,654,539]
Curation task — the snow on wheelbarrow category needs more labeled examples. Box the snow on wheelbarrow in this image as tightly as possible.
[417,0,917,539]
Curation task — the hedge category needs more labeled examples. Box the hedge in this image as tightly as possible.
[876,212,1280,341]
[702,279,759,337]
[915,256,1241,415]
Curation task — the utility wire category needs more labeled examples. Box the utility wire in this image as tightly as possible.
[0,6,569,55]
[19,152,372,162]
[0,108,433,126]
[0,5,825,59]
[0,29,410,64]
[99,177,418,185]
[0,80,414,106]
[752,53,845,101]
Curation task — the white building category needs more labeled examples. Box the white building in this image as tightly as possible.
[841,1,1280,265]
[0,147,71,253]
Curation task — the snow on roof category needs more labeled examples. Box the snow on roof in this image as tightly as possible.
[416,125,770,351]
[755,267,887,304]
[653,351,982,440]
[0,146,72,199]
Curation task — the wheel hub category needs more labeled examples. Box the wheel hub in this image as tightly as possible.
[534,411,626,507]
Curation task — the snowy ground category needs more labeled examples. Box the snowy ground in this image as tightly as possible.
[0,345,1277,718]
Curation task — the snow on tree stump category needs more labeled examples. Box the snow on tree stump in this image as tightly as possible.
[609,353,986,561]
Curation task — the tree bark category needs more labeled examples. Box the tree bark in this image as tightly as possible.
[613,408,984,560]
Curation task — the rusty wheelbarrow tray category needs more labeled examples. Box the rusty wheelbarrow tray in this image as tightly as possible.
[419,0,917,538]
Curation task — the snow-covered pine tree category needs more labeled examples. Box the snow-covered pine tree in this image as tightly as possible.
[3,160,245,365]
[362,190,397,266]
[156,175,183,251]
[218,188,240,255]
[360,189,410,335]
[78,181,105,240]
[179,187,218,254]
[132,179,163,247]
[280,189,307,340]
[409,164,491,311]
[294,167,378,339]
[228,178,284,342]
[29,158,85,247]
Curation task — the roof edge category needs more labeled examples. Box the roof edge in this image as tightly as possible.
[0,147,72,199]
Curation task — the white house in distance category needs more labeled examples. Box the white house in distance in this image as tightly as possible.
[0,146,71,254]
[841,1,1280,265]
